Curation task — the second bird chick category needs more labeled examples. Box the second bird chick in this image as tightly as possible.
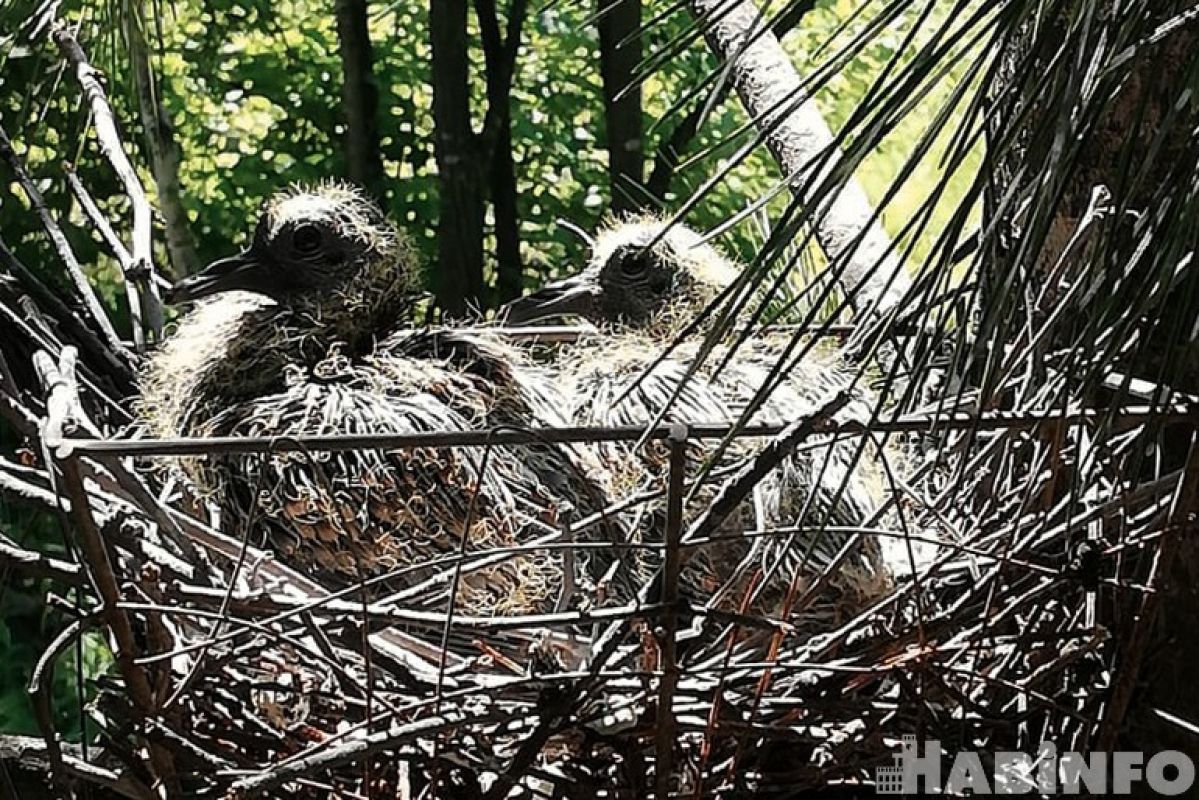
[504,216,894,616]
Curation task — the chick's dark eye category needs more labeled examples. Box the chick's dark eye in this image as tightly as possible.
[292,223,323,256]
[618,249,649,278]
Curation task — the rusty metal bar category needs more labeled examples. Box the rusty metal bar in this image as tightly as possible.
[656,422,689,800]
[56,404,1199,457]
[470,322,856,343]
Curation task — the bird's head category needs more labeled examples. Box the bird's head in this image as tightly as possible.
[503,217,738,334]
[169,183,416,311]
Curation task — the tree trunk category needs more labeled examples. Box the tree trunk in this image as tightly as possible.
[645,4,812,204]
[335,0,384,199]
[476,0,529,305]
[126,18,199,278]
[491,121,522,303]
[688,0,909,327]
[646,97,711,204]
[598,0,643,214]
[430,0,486,316]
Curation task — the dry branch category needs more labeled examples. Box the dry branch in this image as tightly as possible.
[34,346,180,795]
[0,127,133,361]
[0,531,82,584]
[1097,439,1199,749]
[53,25,164,345]
[0,735,154,800]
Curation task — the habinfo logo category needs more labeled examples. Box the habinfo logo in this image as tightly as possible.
[875,736,1194,795]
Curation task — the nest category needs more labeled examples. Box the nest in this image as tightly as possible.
[3,332,1189,799]
[0,20,1194,800]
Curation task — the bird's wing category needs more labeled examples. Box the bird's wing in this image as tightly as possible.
[377,328,630,545]
[198,363,572,616]
[554,340,772,598]
[562,339,735,428]
[705,338,888,594]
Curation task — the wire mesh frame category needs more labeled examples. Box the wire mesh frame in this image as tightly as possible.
[43,419,711,798]
[52,403,1199,457]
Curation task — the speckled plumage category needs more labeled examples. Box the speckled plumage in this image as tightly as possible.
[503,216,892,612]
[141,185,623,614]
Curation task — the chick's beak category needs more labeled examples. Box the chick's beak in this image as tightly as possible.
[167,250,268,304]
[501,275,600,325]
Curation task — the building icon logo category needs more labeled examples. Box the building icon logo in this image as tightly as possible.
[874,761,906,793]
[875,735,918,794]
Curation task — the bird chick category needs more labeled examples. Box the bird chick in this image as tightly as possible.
[506,216,738,338]
[503,215,893,614]
[141,184,623,615]
[143,183,419,442]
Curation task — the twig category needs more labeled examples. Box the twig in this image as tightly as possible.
[0,287,135,413]
[64,160,145,351]
[0,125,130,357]
[59,456,181,794]
[65,163,134,265]
[27,613,103,799]
[0,735,154,800]
[1098,438,1199,749]
[0,387,39,437]
[34,347,179,795]
[475,322,855,343]
[230,712,468,796]
[53,24,164,344]
[0,219,134,393]
[87,453,204,569]
[0,457,69,513]
[685,392,849,545]
[0,530,82,584]
[147,591,675,635]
